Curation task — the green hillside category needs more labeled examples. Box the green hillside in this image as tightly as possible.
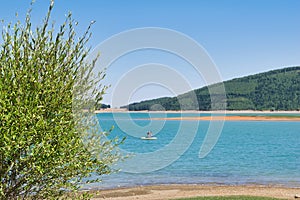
[122,66,300,111]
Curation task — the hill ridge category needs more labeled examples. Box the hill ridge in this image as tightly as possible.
[122,66,300,111]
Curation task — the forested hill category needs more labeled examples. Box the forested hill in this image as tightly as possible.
[122,66,300,111]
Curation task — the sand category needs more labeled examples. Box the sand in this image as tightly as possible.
[95,109,300,121]
[91,184,300,200]
[150,116,300,121]
[95,109,300,114]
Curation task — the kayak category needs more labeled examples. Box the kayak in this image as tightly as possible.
[140,137,157,140]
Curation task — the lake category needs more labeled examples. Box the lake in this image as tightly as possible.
[84,112,300,189]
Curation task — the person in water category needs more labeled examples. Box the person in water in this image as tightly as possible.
[146,131,152,138]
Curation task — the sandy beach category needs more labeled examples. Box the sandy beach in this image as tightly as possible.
[91,184,300,200]
[95,109,300,121]
[95,109,300,114]
[150,115,300,121]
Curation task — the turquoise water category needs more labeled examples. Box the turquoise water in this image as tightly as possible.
[86,112,300,189]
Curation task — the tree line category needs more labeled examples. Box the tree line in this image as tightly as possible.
[123,66,300,111]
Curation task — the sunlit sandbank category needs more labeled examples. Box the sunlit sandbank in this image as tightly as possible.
[91,184,300,200]
[95,108,300,114]
[150,115,300,121]
[95,109,300,121]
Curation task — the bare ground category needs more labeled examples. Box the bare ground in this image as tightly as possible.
[91,184,300,200]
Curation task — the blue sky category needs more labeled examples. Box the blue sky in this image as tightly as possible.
[1,0,299,107]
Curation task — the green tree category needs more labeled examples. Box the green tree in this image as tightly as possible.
[0,1,121,199]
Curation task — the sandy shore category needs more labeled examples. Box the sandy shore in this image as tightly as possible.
[95,109,300,121]
[95,109,300,114]
[91,184,300,200]
[150,116,300,121]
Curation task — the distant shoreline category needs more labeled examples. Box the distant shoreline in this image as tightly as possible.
[95,109,300,121]
[95,108,300,114]
[150,115,300,121]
